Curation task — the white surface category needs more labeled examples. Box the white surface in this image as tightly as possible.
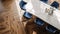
[25,0,60,30]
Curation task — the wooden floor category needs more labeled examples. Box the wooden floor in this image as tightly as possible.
[0,0,25,34]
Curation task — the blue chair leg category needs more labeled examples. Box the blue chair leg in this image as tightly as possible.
[34,18,45,26]
[51,1,59,8]
[40,0,48,3]
[19,1,27,10]
[23,12,32,19]
[46,25,57,33]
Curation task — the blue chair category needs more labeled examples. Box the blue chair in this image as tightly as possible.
[40,0,48,3]
[23,12,32,19]
[34,18,45,26]
[19,1,27,10]
[46,25,57,33]
[51,1,59,8]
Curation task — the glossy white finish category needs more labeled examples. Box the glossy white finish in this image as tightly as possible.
[25,0,60,30]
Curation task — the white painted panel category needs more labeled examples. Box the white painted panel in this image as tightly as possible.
[25,0,60,30]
